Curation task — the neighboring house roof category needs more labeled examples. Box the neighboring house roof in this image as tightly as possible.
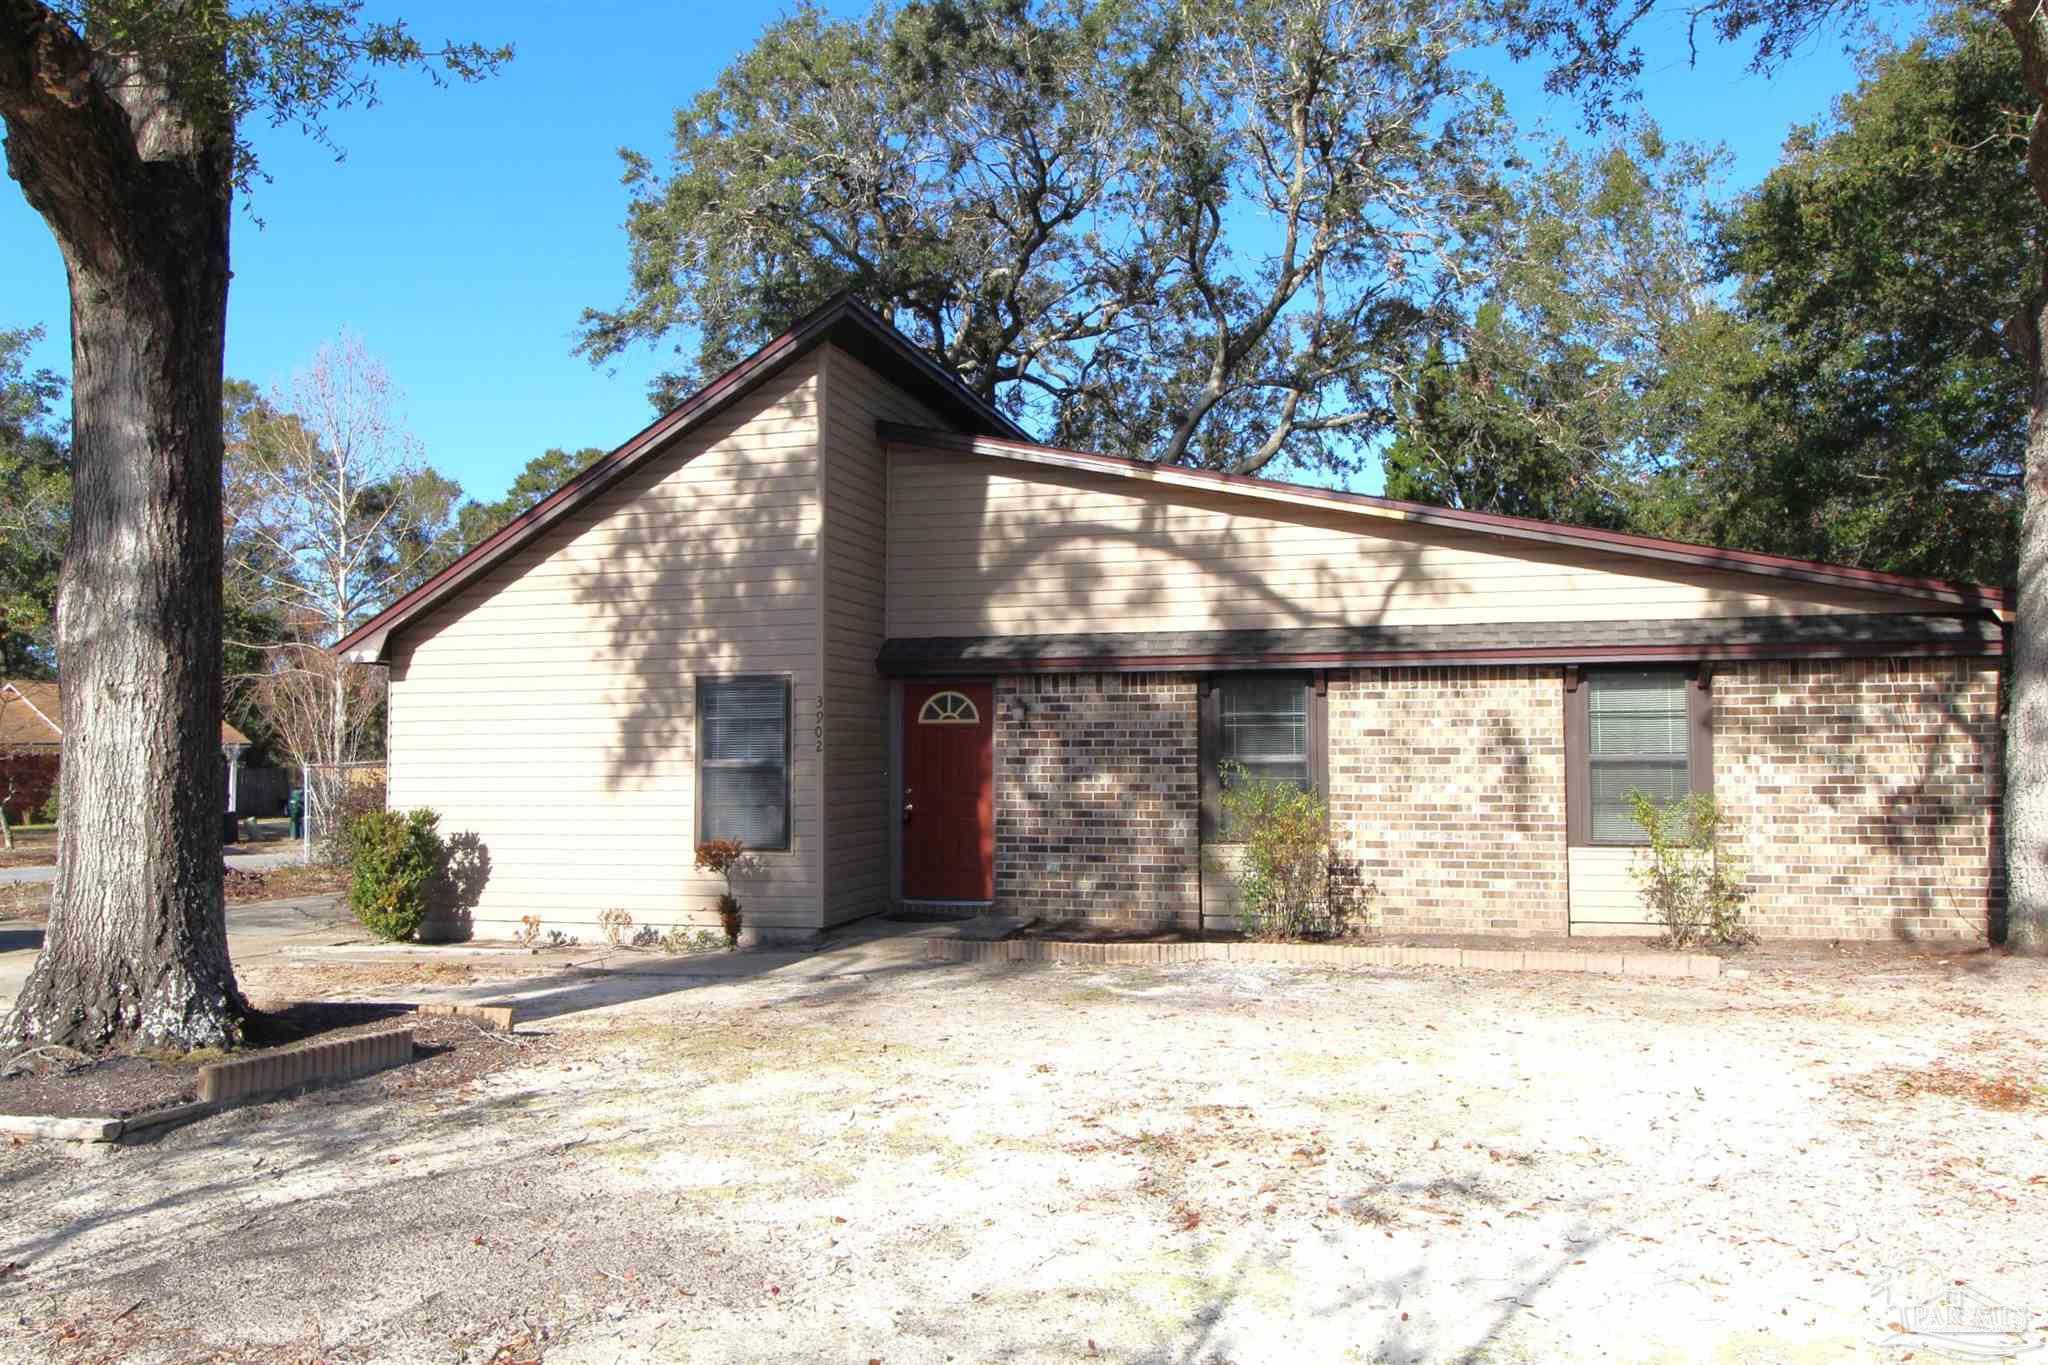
[876,425,2012,614]
[0,681,62,747]
[0,680,249,747]
[335,293,1028,663]
[878,613,2005,676]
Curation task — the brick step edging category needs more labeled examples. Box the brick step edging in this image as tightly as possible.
[0,1025,419,1145]
[197,1025,416,1105]
[924,938,1722,978]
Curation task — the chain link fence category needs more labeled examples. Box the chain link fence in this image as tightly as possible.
[301,761,387,864]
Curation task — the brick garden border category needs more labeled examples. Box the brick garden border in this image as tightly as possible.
[924,937,1722,978]
[0,1024,417,1145]
[197,1026,414,1104]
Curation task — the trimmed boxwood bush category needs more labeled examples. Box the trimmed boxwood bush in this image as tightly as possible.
[344,807,445,942]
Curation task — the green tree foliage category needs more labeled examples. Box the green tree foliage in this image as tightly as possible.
[1384,128,1735,526]
[579,0,1128,415]
[1693,8,2030,586]
[0,326,67,677]
[1388,11,2027,590]
[580,0,1511,478]
[454,447,605,553]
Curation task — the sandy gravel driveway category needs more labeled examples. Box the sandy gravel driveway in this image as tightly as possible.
[2,942,2044,1363]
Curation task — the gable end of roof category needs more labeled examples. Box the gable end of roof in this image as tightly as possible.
[335,295,1024,663]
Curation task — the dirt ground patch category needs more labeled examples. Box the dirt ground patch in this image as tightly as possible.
[1,947,2045,1363]
[0,1005,523,1121]
[224,863,348,904]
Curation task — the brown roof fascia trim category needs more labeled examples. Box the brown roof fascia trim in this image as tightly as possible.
[877,423,2011,611]
[335,297,1023,661]
[880,636,2004,677]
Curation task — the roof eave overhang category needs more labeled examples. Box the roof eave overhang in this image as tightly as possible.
[880,634,2005,678]
[876,424,2013,614]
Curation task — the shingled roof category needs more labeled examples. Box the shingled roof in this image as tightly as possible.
[877,613,2004,675]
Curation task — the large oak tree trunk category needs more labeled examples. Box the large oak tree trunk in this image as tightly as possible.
[2006,273,2048,952]
[0,11,243,1047]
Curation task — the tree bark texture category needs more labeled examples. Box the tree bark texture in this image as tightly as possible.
[0,3,243,1045]
[1996,0,2048,953]
[2004,268,2048,952]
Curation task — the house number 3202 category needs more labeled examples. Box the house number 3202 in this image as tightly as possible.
[814,697,826,752]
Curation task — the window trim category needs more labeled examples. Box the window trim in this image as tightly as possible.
[694,672,793,852]
[1199,671,1328,844]
[1564,664,1713,847]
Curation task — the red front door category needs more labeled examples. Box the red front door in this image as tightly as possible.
[902,682,994,901]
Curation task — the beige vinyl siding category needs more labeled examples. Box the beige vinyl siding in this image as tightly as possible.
[1567,847,1656,935]
[885,449,1915,638]
[819,346,943,921]
[387,356,824,937]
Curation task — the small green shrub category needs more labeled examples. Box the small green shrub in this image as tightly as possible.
[1626,791,1753,949]
[344,807,445,943]
[33,778,57,825]
[660,926,724,954]
[1218,764,1347,940]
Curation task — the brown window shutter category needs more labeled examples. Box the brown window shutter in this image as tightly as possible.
[1688,664,1714,797]
[1198,683,1221,842]
[1564,667,1589,845]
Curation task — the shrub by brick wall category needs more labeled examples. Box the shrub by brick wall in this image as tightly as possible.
[1326,666,1569,934]
[1715,657,2004,941]
[994,673,1200,927]
[979,656,1999,942]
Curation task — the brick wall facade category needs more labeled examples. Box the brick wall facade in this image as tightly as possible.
[993,672,1200,927]
[1715,657,2004,941]
[1326,667,1569,934]
[976,655,2001,942]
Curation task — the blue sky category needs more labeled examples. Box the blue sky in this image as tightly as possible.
[0,2,1903,505]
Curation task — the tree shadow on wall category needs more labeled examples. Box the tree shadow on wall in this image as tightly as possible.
[422,830,491,942]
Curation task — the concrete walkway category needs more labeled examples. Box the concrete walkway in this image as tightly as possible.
[0,845,305,885]
[0,904,1027,1022]
[271,912,1033,1022]
[0,893,357,1007]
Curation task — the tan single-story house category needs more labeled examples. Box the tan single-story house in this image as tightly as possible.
[1,679,253,823]
[337,296,2008,944]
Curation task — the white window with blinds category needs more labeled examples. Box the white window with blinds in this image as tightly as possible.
[1201,674,1318,842]
[1586,668,1690,844]
[696,676,790,850]
[1219,676,1312,791]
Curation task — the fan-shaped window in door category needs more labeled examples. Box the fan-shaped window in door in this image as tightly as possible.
[917,690,980,725]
